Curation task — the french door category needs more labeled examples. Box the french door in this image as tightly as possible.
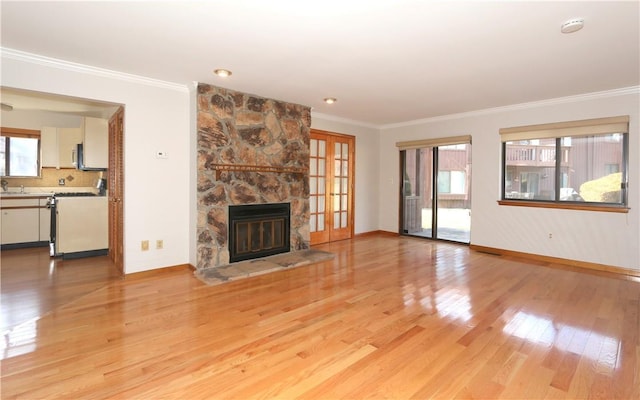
[108,107,124,275]
[309,130,355,245]
[399,137,471,243]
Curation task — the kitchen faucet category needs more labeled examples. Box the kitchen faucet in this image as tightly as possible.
[1,179,7,192]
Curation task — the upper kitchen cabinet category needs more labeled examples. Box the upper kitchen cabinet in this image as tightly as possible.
[59,128,82,168]
[41,127,82,168]
[81,117,108,169]
[40,127,58,167]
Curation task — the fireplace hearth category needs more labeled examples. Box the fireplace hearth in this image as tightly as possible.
[228,203,291,263]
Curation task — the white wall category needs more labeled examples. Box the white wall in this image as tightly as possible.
[379,89,639,271]
[311,113,380,235]
[1,50,192,274]
[1,109,82,129]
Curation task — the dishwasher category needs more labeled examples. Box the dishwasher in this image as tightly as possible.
[49,192,108,259]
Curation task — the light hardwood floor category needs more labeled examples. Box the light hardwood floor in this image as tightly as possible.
[1,234,639,399]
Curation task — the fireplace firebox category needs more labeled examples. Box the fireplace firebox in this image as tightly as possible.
[228,203,291,263]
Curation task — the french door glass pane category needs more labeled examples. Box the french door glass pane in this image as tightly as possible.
[310,158,317,175]
[310,196,317,213]
[309,138,327,234]
[310,177,317,194]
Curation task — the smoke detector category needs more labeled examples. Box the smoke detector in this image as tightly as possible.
[561,18,584,34]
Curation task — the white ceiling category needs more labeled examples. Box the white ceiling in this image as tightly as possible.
[1,1,638,126]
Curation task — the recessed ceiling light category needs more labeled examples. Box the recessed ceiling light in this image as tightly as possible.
[323,97,337,104]
[213,69,232,77]
[561,18,584,34]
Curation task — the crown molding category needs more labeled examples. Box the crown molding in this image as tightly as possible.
[1,47,189,92]
[381,86,640,130]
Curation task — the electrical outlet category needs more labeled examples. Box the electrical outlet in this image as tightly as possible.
[156,240,163,250]
[141,240,149,251]
[548,233,553,239]
[58,178,65,186]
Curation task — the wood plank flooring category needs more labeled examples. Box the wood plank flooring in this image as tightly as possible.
[1,246,120,334]
[1,234,639,399]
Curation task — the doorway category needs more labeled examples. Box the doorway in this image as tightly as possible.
[399,138,471,243]
[0,89,124,334]
[309,129,355,245]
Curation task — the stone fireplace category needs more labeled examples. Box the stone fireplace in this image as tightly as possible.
[196,83,311,269]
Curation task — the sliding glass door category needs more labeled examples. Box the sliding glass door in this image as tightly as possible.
[400,141,471,243]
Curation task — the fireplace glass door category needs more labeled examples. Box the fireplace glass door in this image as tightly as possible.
[228,203,290,263]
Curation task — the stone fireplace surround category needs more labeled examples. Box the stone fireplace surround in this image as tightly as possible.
[196,83,311,269]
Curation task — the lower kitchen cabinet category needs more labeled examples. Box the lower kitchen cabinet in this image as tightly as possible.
[1,197,49,246]
[1,207,40,245]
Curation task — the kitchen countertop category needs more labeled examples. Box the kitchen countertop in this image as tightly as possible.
[1,192,55,198]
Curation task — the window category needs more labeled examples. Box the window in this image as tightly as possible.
[1,128,41,177]
[438,170,466,194]
[500,116,628,209]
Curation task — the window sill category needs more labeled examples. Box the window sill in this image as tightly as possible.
[498,200,629,213]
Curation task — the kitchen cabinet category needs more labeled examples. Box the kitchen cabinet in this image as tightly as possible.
[41,127,58,167]
[41,127,82,168]
[1,198,40,245]
[81,117,108,169]
[59,128,82,168]
[39,198,51,242]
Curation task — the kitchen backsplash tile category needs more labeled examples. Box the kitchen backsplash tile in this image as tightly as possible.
[3,168,104,188]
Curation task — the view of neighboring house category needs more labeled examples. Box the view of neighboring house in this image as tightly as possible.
[505,135,624,202]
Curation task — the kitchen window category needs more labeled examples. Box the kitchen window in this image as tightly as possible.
[1,127,41,177]
[499,116,629,212]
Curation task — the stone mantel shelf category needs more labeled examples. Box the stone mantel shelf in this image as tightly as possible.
[211,163,307,178]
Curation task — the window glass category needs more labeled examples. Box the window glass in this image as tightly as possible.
[437,171,450,193]
[450,171,466,194]
[559,135,624,203]
[503,133,625,205]
[0,136,6,176]
[504,138,556,201]
[2,136,40,177]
